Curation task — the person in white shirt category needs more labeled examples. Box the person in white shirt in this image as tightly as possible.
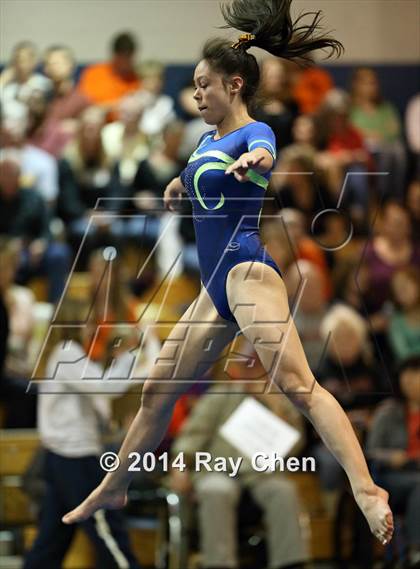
[1,100,58,206]
[0,42,51,106]
[23,298,153,569]
[138,60,175,138]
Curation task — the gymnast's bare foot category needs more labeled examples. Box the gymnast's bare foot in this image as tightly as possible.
[355,484,394,545]
[62,483,127,524]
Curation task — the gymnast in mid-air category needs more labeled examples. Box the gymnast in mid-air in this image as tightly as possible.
[63,0,394,545]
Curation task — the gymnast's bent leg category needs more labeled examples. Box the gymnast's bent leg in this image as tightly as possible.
[63,285,239,523]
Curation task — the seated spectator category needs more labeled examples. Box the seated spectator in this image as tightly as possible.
[0,41,51,106]
[319,303,385,410]
[364,200,420,317]
[406,179,420,241]
[57,107,120,263]
[101,94,149,182]
[405,93,420,180]
[1,100,58,208]
[170,379,309,569]
[138,60,176,138]
[23,297,141,569]
[254,57,294,151]
[0,149,70,303]
[335,260,371,315]
[292,114,317,149]
[112,120,185,263]
[78,32,141,112]
[318,304,384,409]
[284,260,328,372]
[264,209,333,301]
[0,237,37,428]
[292,66,334,115]
[270,145,335,228]
[389,266,420,363]
[350,67,406,199]
[311,303,386,509]
[366,356,420,569]
[316,89,371,223]
[0,237,36,378]
[28,45,91,157]
[362,200,420,369]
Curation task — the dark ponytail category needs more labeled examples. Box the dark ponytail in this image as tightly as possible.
[220,0,343,63]
[201,0,343,110]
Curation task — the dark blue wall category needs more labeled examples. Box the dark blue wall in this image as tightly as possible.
[161,63,420,118]
[3,62,418,117]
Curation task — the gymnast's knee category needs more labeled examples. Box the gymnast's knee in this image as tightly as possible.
[140,377,179,416]
[276,368,319,413]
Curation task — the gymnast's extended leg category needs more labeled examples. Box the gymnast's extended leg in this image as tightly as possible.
[225,261,394,545]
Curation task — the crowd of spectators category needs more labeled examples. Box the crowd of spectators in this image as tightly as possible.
[0,30,419,569]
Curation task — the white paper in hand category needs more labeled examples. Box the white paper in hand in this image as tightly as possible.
[219,397,301,468]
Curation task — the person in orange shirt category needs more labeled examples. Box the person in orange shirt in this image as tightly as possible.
[293,66,334,115]
[78,32,141,111]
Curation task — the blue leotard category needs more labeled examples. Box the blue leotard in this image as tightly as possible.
[180,121,282,322]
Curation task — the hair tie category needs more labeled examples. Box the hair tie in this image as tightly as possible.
[231,33,256,50]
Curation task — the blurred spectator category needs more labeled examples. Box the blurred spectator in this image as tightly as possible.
[0,100,58,207]
[254,57,294,151]
[28,45,91,156]
[0,41,51,106]
[405,94,420,155]
[366,356,420,569]
[316,89,371,223]
[350,67,406,199]
[292,114,316,149]
[334,261,371,315]
[112,120,185,269]
[138,60,176,137]
[319,303,385,409]
[23,298,141,569]
[292,66,333,115]
[58,106,110,215]
[389,266,420,363]
[78,32,141,111]
[101,94,149,183]
[170,380,309,569]
[311,303,386,509]
[0,237,36,379]
[364,200,420,317]
[271,145,335,227]
[0,149,70,302]
[0,277,8,378]
[0,237,37,428]
[263,208,333,300]
[57,107,120,263]
[284,260,327,371]
[406,179,420,241]
[405,93,420,181]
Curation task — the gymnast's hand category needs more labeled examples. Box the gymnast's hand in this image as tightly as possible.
[225,149,273,182]
[164,176,186,212]
[62,481,128,524]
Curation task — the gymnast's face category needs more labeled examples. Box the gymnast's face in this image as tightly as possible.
[193,59,243,125]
